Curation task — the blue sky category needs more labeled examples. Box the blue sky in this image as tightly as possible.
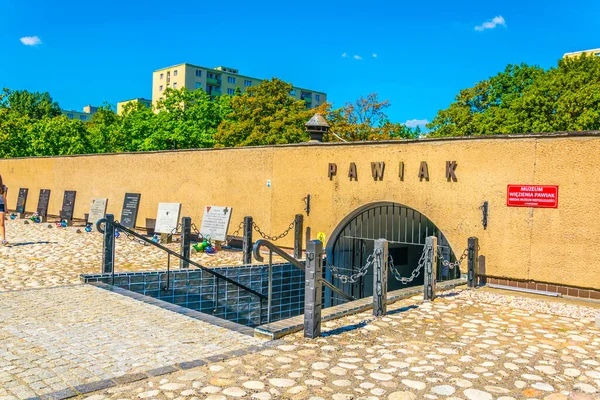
[1,0,599,127]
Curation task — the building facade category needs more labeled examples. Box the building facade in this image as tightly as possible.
[151,63,326,109]
[563,48,600,59]
[117,98,152,115]
[61,105,98,122]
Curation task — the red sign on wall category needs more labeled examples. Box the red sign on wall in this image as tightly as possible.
[507,185,559,208]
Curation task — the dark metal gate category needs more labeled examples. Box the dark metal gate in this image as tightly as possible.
[324,202,459,305]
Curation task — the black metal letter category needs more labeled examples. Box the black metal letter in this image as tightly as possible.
[348,162,357,181]
[446,161,458,182]
[371,162,385,181]
[419,161,429,181]
[328,163,337,180]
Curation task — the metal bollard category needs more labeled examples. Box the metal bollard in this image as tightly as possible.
[373,239,388,316]
[243,216,253,264]
[102,214,116,274]
[424,236,438,301]
[468,237,479,288]
[304,240,323,338]
[294,214,304,259]
[180,217,191,269]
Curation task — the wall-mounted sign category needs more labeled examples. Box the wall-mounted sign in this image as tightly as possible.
[507,185,559,208]
[328,161,458,182]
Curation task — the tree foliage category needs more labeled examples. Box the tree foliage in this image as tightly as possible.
[428,55,600,136]
[0,79,418,158]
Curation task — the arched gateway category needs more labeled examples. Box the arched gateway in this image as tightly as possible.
[324,202,460,305]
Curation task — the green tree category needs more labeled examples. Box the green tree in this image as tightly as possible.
[0,108,32,158]
[215,79,313,147]
[427,57,600,136]
[0,88,62,120]
[322,93,419,141]
[149,88,228,150]
[87,104,122,153]
[28,116,92,156]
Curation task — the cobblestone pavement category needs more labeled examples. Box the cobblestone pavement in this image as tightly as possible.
[0,219,283,292]
[81,289,600,400]
[0,284,265,399]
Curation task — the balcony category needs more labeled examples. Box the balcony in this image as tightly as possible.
[302,96,313,103]
[210,89,222,96]
[207,77,221,86]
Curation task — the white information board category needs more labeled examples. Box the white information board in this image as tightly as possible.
[200,206,232,242]
[87,198,108,224]
[155,203,181,234]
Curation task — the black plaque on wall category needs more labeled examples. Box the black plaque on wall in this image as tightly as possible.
[37,189,51,217]
[16,188,28,213]
[60,191,77,220]
[120,193,141,229]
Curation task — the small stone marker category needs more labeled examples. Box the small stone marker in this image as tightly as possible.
[199,206,232,242]
[37,189,51,222]
[120,193,141,229]
[155,203,181,234]
[15,188,28,218]
[87,198,108,230]
[60,190,77,225]
[596,314,600,329]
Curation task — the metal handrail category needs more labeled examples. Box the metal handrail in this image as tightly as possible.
[253,239,355,302]
[97,218,266,301]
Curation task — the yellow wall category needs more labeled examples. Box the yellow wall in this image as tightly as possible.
[1,134,599,289]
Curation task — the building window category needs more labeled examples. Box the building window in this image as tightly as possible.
[227,77,236,84]
[80,115,86,121]
[290,90,296,96]
[159,85,163,91]
[244,80,252,87]
[160,73,164,79]
[227,88,235,95]
[195,82,202,89]
[196,70,202,77]
[173,82,177,89]
[174,70,178,76]
[67,113,74,119]
[315,94,320,101]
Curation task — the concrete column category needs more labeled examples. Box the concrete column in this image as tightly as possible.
[424,236,438,302]
[102,214,115,275]
[243,216,253,264]
[468,237,479,288]
[304,240,323,339]
[373,239,388,317]
[180,217,191,269]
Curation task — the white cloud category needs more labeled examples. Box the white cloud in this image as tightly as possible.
[475,16,506,31]
[404,119,429,128]
[20,36,42,46]
[353,55,362,60]
[372,53,378,58]
[341,52,348,58]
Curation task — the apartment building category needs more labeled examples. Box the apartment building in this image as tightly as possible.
[151,63,326,109]
[62,105,98,122]
[563,48,600,59]
[117,98,152,115]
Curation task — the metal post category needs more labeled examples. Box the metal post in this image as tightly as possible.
[102,214,115,275]
[180,217,191,269]
[268,250,273,323]
[243,216,253,264]
[373,239,388,317]
[304,240,323,338]
[424,236,438,302]
[294,214,303,259]
[468,237,479,288]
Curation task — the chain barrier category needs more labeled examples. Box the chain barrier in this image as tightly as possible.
[225,221,244,245]
[324,252,375,284]
[388,246,429,284]
[170,223,182,236]
[112,220,148,245]
[437,246,468,270]
[252,220,295,242]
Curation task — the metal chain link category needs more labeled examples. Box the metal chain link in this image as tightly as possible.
[113,220,148,245]
[170,223,182,236]
[191,223,200,235]
[225,221,244,245]
[388,245,429,284]
[324,252,375,284]
[437,247,468,270]
[252,220,295,242]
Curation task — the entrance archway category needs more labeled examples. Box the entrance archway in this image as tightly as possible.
[324,202,460,306]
